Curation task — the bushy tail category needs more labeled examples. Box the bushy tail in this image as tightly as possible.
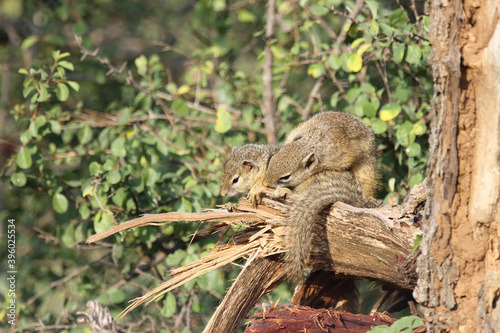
[283,171,366,282]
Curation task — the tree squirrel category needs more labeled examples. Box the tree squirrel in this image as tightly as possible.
[220,144,279,204]
[262,111,378,201]
[283,169,368,281]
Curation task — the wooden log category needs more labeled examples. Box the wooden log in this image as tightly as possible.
[245,307,399,333]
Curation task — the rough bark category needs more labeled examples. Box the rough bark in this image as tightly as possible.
[414,0,500,331]
[245,307,399,333]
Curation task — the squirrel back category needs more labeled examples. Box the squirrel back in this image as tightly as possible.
[284,169,368,281]
[220,144,279,199]
[264,111,378,199]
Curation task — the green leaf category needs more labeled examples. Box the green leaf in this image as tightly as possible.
[82,184,94,197]
[270,45,287,59]
[37,83,50,102]
[67,81,80,92]
[413,234,423,252]
[11,172,27,187]
[111,188,127,207]
[406,44,422,65]
[161,293,177,318]
[237,9,256,23]
[62,223,76,247]
[396,121,415,146]
[410,173,424,188]
[111,136,127,157]
[307,63,325,78]
[351,38,365,49]
[309,4,329,16]
[370,21,379,35]
[135,55,148,76]
[57,52,71,60]
[21,36,39,51]
[406,142,421,157]
[365,0,379,18]
[363,102,377,118]
[172,98,189,116]
[393,44,405,63]
[356,43,371,56]
[94,211,114,233]
[379,102,402,121]
[388,177,396,192]
[367,326,396,333]
[372,119,387,134]
[215,108,232,133]
[56,83,70,101]
[101,288,125,305]
[29,115,47,137]
[89,161,102,176]
[17,146,32,169]
[49,120,62,134]
[53,193,69,214]
[347,53,363,72]
[143,168,158,187]
[107,171,121,185]
[327,54,341,71]
[18,68,29,75]
[77,125,93,144]
[74,20,87,34]
[52,50,60,60]
[411,122,427,135]
[58,60,74,71]
[390,315,424,331]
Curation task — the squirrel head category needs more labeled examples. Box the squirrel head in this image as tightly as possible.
[263,140,320,189]
[220,145,263,196]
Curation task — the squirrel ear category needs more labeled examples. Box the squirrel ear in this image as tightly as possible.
[302,152,318,170]
[291,133,303,142]
[242,160,259,173]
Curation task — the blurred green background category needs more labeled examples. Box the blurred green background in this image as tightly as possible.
[0,0,431,331]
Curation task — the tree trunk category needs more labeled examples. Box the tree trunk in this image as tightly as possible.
[414,0,500,331]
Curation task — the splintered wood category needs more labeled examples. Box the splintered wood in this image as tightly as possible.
[86,183,425,319]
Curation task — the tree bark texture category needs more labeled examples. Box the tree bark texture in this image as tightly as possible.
[414,0,500,331]
[245,307,399,333]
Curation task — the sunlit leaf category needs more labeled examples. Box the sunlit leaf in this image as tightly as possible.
[379,102,401,121]
[307,63,325,78]
[347,53,363,72]
[53,193,69,214]
[215,108,232,133]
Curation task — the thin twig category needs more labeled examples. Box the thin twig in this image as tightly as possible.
[303,75,325,119]
[262,0,277,144]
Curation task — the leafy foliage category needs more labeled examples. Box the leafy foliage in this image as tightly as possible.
[0,0,431,331]
[368,315,425,332]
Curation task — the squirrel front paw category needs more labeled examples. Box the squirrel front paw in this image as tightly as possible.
[272,187,293,200]
[247,191,262,206]
[225,202,238,211]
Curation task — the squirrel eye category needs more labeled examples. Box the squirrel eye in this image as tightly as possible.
[232,176,239,184]
[279,174,290,182]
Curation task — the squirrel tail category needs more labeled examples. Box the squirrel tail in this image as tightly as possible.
[284,172,366,282]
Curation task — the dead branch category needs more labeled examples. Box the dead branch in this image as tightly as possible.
[245,307,399,333]
[87,181,425,331]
